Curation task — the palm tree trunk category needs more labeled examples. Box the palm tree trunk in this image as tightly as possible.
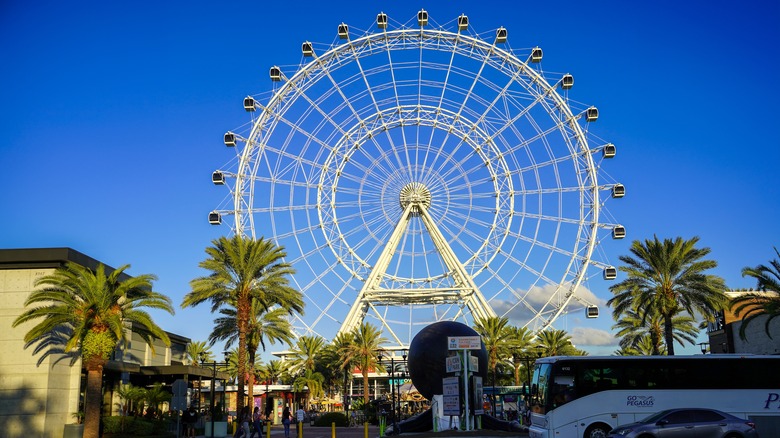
[663,314,676,356]
[83,359,106,438]
[363,370,369,406]
[247,349,256,409]
[237,298,250,413]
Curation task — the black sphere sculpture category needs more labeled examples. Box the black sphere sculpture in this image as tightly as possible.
[407,321,488,400]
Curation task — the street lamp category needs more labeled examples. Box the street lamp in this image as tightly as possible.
[377,351,396,431]
[200,351,230,438]
[698,342,709,354]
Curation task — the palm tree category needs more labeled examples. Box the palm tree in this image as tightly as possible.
[183,235,303,414]
[12,263,173,438]
[614,335,668,356]
[344,322,387,406]
[289,335,326,373]
[330,332,358,414]
[536,329,575,357]
[607,236,728,355]
[187,341,211,366]
[209,303,294,406]
[504,325,534,385]
[143,382,172,416]
[259,360,284,416]
[294,369,325,409]
[612,307,699,355]
[473,316,511,414]
[732,247,780,339]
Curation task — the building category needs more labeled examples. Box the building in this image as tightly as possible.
[0,248,224,438]
[706,290,780,355]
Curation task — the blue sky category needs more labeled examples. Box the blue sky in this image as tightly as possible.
[2,0,779,358]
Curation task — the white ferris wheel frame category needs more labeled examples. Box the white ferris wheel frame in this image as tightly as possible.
[213,15,621,345]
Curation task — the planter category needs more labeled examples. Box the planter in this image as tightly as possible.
[63,424,84,438]
[204,421,228,437]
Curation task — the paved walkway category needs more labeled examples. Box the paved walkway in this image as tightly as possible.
[195,423,525,438]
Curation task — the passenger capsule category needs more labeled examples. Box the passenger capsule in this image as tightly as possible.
[586,106,598,122]
[458,14,468,31]
[531,47,543,63]
[244,97,256,112]
[586,306,599,318]
[208,211,222,225]
[417,9,428,26]
[603,143,616,158]
[612,225,626,239]
[496,27,507,43]
[561,74,574,90]
[377,12,388,29]
[224,132,236,147]
[612,184,625,198]
[269,66,281,82]
[212,171,225,185]
[603,266,617,280]
[302,41,314,57]
[338,23,349,39]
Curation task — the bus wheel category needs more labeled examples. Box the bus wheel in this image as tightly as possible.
[583,422,611,438]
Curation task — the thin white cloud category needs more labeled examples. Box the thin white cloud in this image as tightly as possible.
[570,327,617,347]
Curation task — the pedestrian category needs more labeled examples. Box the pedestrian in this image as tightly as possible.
[251,406,264,438]
[182,406,199,437]
[282,405,292,438]
[235,406,251,438]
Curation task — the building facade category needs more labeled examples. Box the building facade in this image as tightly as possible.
[706,291,780,355]
[0,248,219,438]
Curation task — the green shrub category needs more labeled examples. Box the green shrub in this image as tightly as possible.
[102,416,172,436]
[313,412,348,427]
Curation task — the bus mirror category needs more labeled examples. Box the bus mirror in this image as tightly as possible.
[522,384,528,395]
[531,384,538,396]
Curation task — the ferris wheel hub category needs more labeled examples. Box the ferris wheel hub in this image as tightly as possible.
[399,182,432,214]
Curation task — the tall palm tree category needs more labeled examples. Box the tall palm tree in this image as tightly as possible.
[12,263,174,438]
[607,236,727,355]
[612,307,699,355]
[536,329,575,357]
[613,335,668,356]
[294,369,325,409]
[290,335,326,373]
[732,248,780,339]
[473,316,511,414]
[344,322,386,405]
[330,332,358,414]
[504,325,534,385]
[183,235,303,414]
[209,303,294,405]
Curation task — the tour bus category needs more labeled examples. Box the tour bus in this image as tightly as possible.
[527,355,780,438]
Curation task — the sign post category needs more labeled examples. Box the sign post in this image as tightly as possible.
[448,336,481,431]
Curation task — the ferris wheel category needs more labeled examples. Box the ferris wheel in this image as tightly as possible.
[210,11,625,347]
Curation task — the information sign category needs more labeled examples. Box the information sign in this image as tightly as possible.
[443,395,460,416]
[473,376,483,415]
[447,336,482,350]
[446,355,461,373]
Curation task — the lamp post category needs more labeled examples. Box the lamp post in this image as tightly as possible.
[398,350,407,426]
[200,351,230,438]
[698,342,709,354]
[377,351,396,432]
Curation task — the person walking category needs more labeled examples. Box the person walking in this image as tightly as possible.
[282,405,292,438]
[182,406,198,438]
[251,406,264,438]
[235,406,251,438]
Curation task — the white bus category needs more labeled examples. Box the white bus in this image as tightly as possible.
[527,355,780,438]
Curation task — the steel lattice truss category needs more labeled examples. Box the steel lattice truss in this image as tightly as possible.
[211,12,624,347]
